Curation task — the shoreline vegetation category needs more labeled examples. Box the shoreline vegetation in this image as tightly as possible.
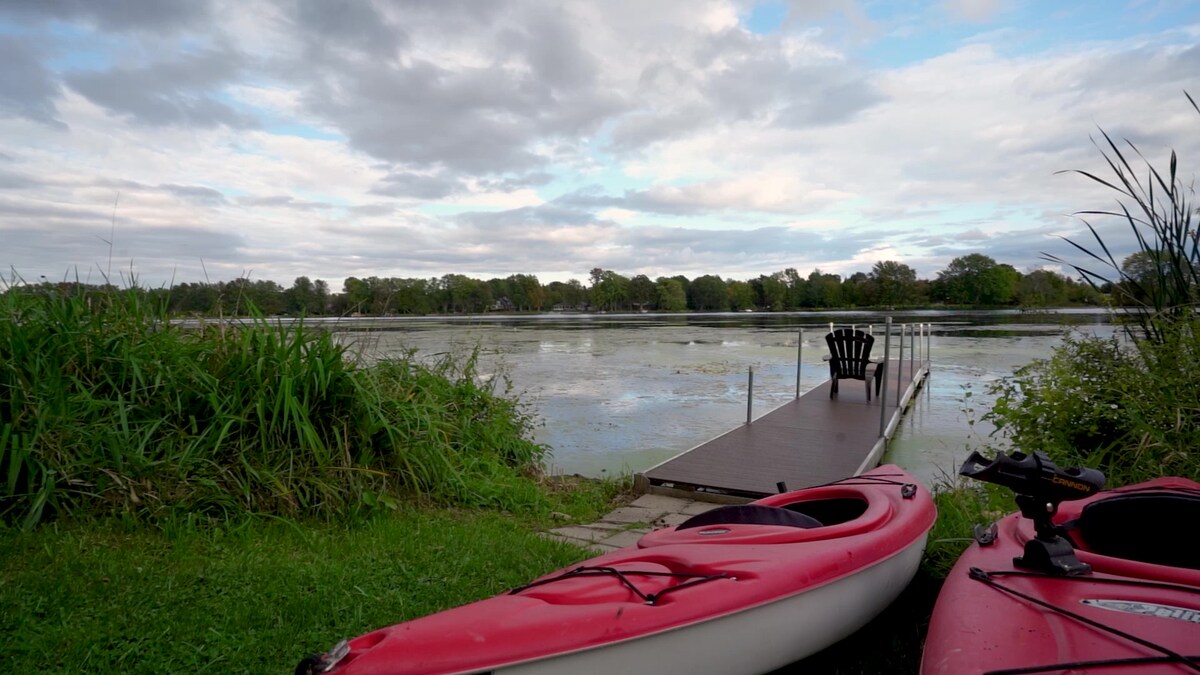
[8,247,1108,319]
[0,287,632,671]
[2,284,1190,674]
[4,96,1197,672]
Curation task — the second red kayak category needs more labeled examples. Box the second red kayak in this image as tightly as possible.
[923,451,1200,674]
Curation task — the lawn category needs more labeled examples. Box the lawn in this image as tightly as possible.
[0,510,595,674]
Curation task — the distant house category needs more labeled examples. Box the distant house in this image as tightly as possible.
[490,297,515,312]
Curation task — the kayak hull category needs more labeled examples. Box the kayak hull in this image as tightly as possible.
[922,477,1200,675]
[323,465,936,675]
[497,535,926,675]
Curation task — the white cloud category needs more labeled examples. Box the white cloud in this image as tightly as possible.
[941,0,1005,23]
[1,0,1197,286]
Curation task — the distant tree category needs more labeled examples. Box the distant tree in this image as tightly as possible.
[629,274,656,310]
[1064,276,1105,305]
[170,282,219,314]
[464,278,492,313]
[313,279,329,312]
[510,274,544,311]
[1017,269,1068,307]
[689,275,728,310]
[781,268,804,309]
[1118,251,1173,305]
[670,275,692,305]
[805,269,842,308]
[842,271,873,306]
[391,278,433,314]
[727,280,755,310]
[442,274,492,312]
[221,278,283,315]
[655,277,687,311]
[547,279,585,309]
[343,277,371,313]
[363,276,393,314]
[936,254,1018,305]
[284,276,327,315]
[992,264,1022,305]
[757,273,788,311]
[589,268,630,311]
[871,261,917,306]
[487,277,513,308]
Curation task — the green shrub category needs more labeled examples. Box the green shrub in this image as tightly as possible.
[0,286,550,529]
[983,329,1198,482]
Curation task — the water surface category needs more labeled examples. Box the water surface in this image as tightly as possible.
[332,310,1117,485]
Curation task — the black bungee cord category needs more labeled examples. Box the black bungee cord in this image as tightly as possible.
[970,567,1200,674]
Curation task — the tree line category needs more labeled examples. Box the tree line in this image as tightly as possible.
[10,253,1119,316]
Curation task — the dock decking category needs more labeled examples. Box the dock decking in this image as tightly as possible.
[638,358,929,500]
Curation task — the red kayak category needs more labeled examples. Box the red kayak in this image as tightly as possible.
[922,451,1200,674]
[300,465,935,675]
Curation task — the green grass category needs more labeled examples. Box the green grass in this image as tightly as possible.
[923,479,1015,578]
[1,286,558,528]
[0,471,996,675]
[0,510,944,675]
[0,505,616,674]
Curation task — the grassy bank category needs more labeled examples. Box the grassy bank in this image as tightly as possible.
[1,286,558,529]
[0,285,634,672]
[0,507,612,673]
[1,500,940,675]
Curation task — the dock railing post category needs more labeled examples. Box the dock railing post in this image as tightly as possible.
[926,323,932,367]
[917,323,923,365]
[883,317,892,432]
[746,366,754,425]
[795,328,802,399]
[878,317,888,432]
[910,322,916,378]
[896,324,905,404]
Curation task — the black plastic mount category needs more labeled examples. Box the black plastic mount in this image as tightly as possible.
[960,451,1105,576]
[1013,495,1092,575]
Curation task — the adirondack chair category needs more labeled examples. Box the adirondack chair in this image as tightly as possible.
[824,329,881,400]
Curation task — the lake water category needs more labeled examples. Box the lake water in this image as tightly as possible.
[331,310,1118,486]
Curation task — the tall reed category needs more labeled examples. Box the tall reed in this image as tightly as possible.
[1045,91,1199,346]
[987,92,1200,481]
[0,285,548,529]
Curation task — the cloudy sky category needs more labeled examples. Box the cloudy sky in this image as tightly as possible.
[1,0,1198,290]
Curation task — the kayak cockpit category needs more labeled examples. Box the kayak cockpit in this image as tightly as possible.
[781,496,869,526]
[639,485,892,548]
[1073,488,1200,570]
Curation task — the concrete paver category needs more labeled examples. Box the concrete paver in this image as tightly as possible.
[679,501,722,515]
[630,494,692,510]
[601,506,670,524]
[596,529,651,549]
[657,513,691,528]
[549,526,611,542]
[541,491,733,555]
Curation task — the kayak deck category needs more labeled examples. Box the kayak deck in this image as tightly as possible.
[922,478,1200,675]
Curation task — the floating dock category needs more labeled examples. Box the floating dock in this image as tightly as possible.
[637,324,931,501]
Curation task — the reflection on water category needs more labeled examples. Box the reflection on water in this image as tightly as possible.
[334,309,1119,486]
